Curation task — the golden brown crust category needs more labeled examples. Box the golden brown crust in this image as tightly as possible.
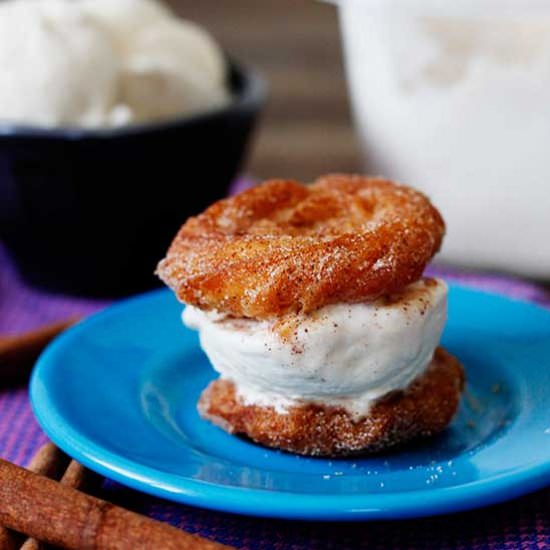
[157,174,445,320]
[198,348,465,457]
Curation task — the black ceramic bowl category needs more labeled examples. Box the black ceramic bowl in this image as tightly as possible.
[0,62,265,297]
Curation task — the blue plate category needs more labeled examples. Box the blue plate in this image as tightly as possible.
[30,285,550,521]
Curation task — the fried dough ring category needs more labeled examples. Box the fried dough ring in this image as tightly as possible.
[199,348,465,457]
[157,174,445,320]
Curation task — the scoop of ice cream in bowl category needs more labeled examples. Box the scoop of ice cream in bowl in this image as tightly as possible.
[0,0,265,296]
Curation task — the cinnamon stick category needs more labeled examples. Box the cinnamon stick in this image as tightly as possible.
[0,319,78,387]
[0,443,68,550]
[20,457,103,550]
[26,443,69,479]
[58,459,103,494]
[0,458,233,550]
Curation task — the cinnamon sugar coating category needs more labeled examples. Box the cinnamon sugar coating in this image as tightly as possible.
[157,174,445,320]
[198,348,465,457]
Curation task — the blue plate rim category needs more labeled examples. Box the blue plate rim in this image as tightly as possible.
[30,285,550,521]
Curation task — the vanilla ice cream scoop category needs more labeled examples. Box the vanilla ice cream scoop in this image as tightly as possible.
[0,0,229,128]
[0,0,119,128]
[82,0,171,44]
[184,278,448,418]
[119,19,229,124]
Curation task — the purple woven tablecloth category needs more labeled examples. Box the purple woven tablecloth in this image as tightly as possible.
[1,180,549,549]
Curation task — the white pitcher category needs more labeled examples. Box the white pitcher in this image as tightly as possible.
[335,0,550,279]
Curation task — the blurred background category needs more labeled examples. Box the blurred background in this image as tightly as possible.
[166,0,550,283]
[165,0,359,181]
[1,0,549,297]
[0,0,361,296]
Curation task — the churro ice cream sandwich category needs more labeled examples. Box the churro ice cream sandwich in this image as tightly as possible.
[157,174,465,456]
